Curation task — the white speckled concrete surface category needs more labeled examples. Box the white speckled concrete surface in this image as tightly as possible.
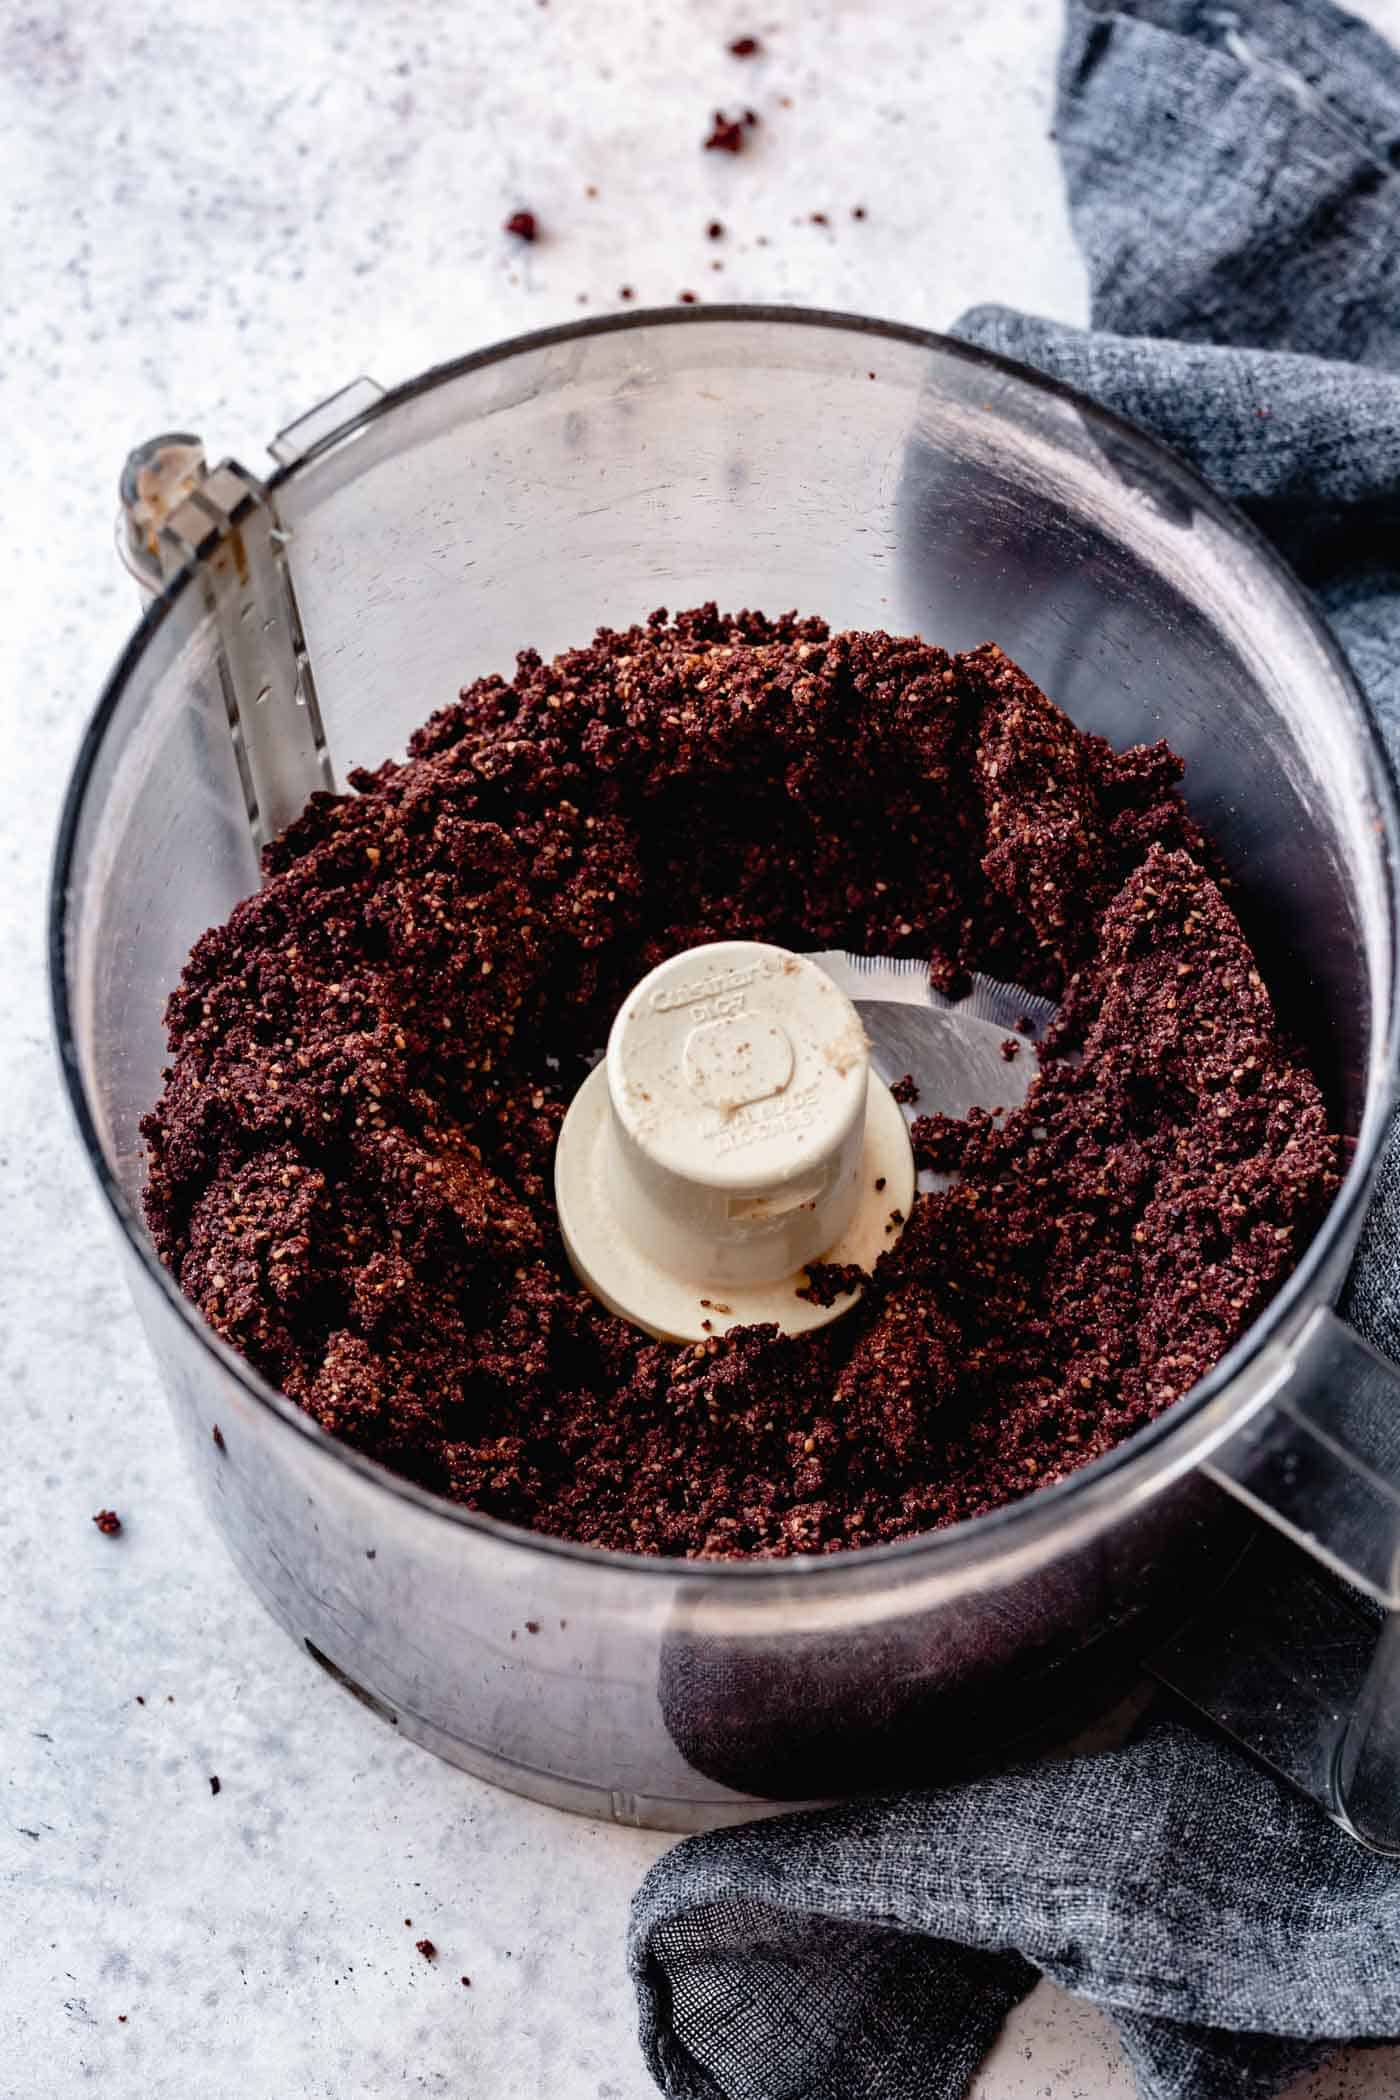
[6,1,1400,2093]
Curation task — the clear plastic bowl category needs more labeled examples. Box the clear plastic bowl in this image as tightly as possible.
[53,310,1400,1833]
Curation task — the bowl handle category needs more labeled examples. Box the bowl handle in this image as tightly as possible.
[1150,1306,1400,1852]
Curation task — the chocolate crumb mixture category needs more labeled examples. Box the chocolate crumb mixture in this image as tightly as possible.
[704,110,749,153]
[797,1261,867,1308]
[141,610,1342,1559]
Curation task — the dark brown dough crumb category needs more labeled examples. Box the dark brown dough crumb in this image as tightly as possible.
[142,612,1341,1561]
[728,34,761,55]
[503,210,538,242]
[890,1073,919,1106]
[704,110,748,152]
[1000,1038,1020,1062]
[209,1775,221,1795]
[93,1509,122,1536]
[797,1262,867,1307]
[416,1939,437,1961]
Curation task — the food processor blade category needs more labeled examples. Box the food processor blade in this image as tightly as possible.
[808,953,1059,1166]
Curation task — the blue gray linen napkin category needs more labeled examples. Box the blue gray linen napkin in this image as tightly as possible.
[629,3,1400,2094]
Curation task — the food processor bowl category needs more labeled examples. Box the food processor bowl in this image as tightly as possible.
[52,311,1400,1838]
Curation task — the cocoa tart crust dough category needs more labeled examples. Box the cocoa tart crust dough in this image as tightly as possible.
[141,607,1342,1560]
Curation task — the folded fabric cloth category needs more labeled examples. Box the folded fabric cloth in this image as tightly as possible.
[629,3,1400,2094]
[630,1720,1400,2099]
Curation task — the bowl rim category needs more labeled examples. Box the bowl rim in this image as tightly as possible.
[50,302,1400,1589]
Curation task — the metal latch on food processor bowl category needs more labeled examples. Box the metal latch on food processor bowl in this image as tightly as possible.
[115,379,386,854]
